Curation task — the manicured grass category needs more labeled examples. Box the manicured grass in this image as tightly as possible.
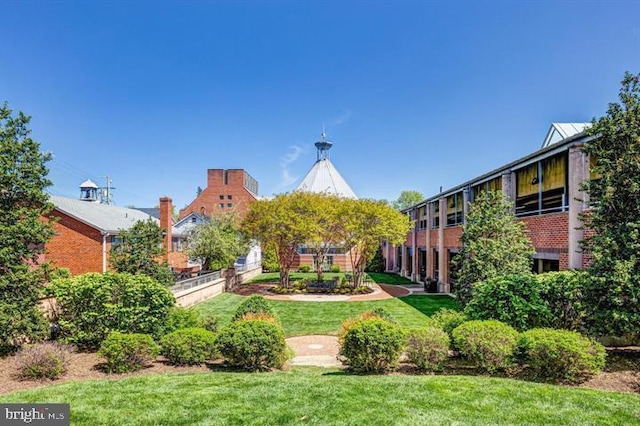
[247,271,415,285]
[1,368,637,425]
[193,293,459,336]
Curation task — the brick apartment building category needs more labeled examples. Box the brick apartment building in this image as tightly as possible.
[45,194,188,276]
[179,169,259,220]
[386,123,595,293]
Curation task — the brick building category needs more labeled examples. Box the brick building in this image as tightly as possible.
[178,169,259,220]
[45,194,188,276]
[386,123,594,293]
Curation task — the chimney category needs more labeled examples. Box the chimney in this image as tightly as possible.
[159,196,172,262]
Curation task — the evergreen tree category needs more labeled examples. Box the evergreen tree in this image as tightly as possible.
[0,104,53,354]
[453,191,534,306]
[581,72,640,337]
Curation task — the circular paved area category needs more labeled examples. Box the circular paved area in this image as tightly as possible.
[286,335,341,367]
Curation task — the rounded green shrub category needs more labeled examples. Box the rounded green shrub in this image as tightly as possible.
[216,319,287,371]
[406,327,450,372]
[536,271,588,331]
[99,332,160,373]
[232,295,276,321]
[452,320,519,372]
[330,265,341,273]
[298,265,311,273]
[200,316,219,333]
[48,273,175,349]
[464,274,551,331]
[15,342,71,380]
[518,328,606,383]
[161,307,201,336]
[161,327,217,366]
[428,309,467,339]
[340,319,406,373]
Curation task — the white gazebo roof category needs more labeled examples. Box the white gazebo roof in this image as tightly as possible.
[295,158,358,199]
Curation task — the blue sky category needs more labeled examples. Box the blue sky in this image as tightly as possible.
[2,1,639,209]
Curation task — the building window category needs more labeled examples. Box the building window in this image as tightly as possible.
[219,203,224,209]
[417,206,427,230]
[171,237,183,252]
[472,176,502,202]
[446,191,464,226]
[431,202,439,229]
[110,236,124,250]
[227,203,233,208]
[532,258,559,274]
[191,217,197,223]
[228,195,232,200]
[219,195,224,200]
[516,152,568,216]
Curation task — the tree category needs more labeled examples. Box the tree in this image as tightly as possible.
[0,103,54,354]
[339,199,411,287]
[241,192,316,288]
[187,213,249,271]
[581,72,640,337]
[392,190,424,210]
[452,190,534,306]
[109,218,174,286]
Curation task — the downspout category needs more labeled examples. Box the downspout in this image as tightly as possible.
[102,232,109,273]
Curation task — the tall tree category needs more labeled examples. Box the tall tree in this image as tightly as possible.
[392,190,424,210]
[581,72,640,337]
[0,104,54,354]
[187,213,249,271]
[241,192,316,288]
[340,199,411,287]
[453,190,534,306]
[109,218,174,286]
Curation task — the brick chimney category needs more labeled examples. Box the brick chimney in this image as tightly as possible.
[159,196,172,262]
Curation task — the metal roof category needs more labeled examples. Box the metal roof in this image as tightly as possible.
[79,179,98,188]
[50,195,182,236]
[295,158,358,199]
[542,123,590,148]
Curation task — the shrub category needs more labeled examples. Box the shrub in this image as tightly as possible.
[452,320,519,372]
[536,271,588,331]
[232,295,276,321]
[339,309,396,344]
[161,327,217,366]
[239,312,279,323]
[330,265,341,273]
[161,307,201,336]
[428,309,467,339]
[340,319,406,373]
[406,327,450,372]
[518,328,606,383]
[15,342,71,380]
[464,274,551,331]
[200,316,219,333]
[99,332,160,373]
[298,265,311,273]
[48,273,175,349]
[216,319,287,371]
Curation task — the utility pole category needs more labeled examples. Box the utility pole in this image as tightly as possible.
[100,176,116,205]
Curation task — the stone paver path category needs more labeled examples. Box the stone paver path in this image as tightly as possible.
[286,335,341,367]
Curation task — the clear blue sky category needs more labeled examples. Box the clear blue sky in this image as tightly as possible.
[2,1,639,209]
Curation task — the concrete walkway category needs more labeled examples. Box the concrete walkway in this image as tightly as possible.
[286,335,342,367]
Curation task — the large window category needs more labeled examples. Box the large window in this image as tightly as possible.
[515,153,568,216]
[417,206,428,230]
[431,202,440,229]
[446,191,464,226]
[472,176,502,202]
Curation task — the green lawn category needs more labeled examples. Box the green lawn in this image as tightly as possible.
[1,368,637,425]
[193,292,458,336]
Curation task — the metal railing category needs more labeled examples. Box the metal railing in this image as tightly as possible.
[235,261,261,274]
[170,270,222,293]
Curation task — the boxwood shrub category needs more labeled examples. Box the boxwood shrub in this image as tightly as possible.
[161,327,217,366]
[232,295,277,321]
[216,319,287,371]
[428,309,467,340]
[518,328,606,383]
[405,327,450,372]
[48,272,175,349]
[339,318,406,373]
[452,320,519,372]
[99,332,159,373]
[161,307,201,336]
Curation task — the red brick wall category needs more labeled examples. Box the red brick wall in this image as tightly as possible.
[443,226,463,249]
[179,169,258,220]
[518,212,569,252]
[46,211,105,275]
